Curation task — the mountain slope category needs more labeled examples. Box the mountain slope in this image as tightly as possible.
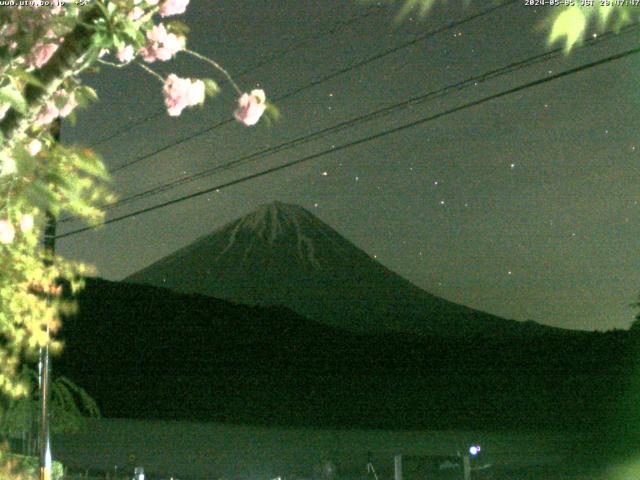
[126,201,561,338]
[57,278,633,431]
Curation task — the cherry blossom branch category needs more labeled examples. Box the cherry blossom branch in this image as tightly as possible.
[97,58,128,69]
[0,6,103,145]
[183,49,243,95]
[136,63,166,83]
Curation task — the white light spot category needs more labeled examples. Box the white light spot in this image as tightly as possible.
[507,270,512,275]
[510,163,516,169]
[314,203,318,208]
[439,200,445,205]
[322,171,328,176]
[355,176,359,181]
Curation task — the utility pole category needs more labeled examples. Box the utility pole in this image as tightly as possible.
[39,118,60,480]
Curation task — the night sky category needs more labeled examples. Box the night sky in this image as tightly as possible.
[58,1,640,332]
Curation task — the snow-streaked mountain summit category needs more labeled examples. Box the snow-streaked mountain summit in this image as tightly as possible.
[126,201,560,338]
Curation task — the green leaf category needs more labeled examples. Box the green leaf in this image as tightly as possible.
[0,85,27,114]
[265,101,281,121]
[112,33,124,51]
[166,20,190,36]
[71,148,110,181]
[396,0,437,23]
[106,1,117,16]
[12,144,37,176]
[75,86,98,106]
[12,70,45,89]
[548,6,587,53]
[24,180,59,214]
[66,110,78,127]
[202,78,220,97]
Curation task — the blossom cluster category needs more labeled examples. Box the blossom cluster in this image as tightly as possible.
[163,74,205,116]
[35,90,77,126]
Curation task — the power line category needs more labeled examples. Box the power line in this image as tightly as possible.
[87,5,389,149]
[107,0,519,174]
[59,22,637,220]
[56,45,640,240]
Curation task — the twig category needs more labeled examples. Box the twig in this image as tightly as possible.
[184,49,243,95]
[136,63,165,84]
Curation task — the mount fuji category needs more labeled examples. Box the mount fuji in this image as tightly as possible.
[126,201,561,338]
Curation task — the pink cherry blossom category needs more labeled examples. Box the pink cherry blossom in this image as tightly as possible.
[30,42,59,68]
[35,102,58,126]
[0,220,15,245]
[57,91,77,117]
[234,89,267,126]
[117,45,135,63]
[159,0,190,17]
[162,74,205,116]
[140,24,183,62]
[35,90,76,126]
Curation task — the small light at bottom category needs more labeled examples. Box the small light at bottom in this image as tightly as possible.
[469,445,481,456]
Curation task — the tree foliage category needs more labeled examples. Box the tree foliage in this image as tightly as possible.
[389,0,640,53]
[0,368,100,456]
[0,1,268,409]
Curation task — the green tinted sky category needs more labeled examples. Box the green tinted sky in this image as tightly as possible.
[60,1,640,331]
